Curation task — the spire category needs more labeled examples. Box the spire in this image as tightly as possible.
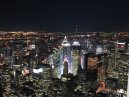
[75,24,78,33]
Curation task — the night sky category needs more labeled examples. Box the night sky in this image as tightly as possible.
[0,0,129,32]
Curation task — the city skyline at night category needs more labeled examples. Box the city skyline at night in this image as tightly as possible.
[1,0,129,97]
[0,32,129,96]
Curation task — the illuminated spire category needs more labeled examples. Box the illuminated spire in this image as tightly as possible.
[63,55,68,63]
[61,36,70,47]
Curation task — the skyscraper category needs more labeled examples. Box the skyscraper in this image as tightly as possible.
[59,36,72,77]
[85,53,98,81]
[71,40,81,75]
[63,61,68,75]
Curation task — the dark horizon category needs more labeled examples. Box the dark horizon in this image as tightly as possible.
[0,0,129,32]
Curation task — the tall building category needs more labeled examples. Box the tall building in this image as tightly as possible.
[71,40,81,75]
[48,54,54,78]
[85,52,98,81]
[59,48,64,78]
[63,61,68,75]
[33,64,51,92]
[43,64,51,92]
[59,36,72,77]
[80,50,86,69]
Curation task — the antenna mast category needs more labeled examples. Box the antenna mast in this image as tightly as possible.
[75,24,78,33]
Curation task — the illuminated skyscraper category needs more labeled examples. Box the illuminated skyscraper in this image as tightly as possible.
[80,50,86,69]
[63,46,72,73]
[71,40,81,75]
[63,61,68,75]
[59,36,72,78]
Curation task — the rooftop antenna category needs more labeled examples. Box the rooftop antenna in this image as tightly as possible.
[75,24,78,33]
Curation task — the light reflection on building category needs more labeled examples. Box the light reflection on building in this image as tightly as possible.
[58,36,72,77]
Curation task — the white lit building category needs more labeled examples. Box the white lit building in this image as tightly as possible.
[58,36,72,77]
[96,45,103,55]
[71,40,81,75]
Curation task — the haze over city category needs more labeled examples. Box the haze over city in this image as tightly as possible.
[0,0,129,32]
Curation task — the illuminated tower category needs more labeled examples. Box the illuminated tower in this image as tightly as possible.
[59,36,72,77]
[80,50,86,69]
[71,39,81,75]
[48,54,54,78]
[63,61,68,75]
